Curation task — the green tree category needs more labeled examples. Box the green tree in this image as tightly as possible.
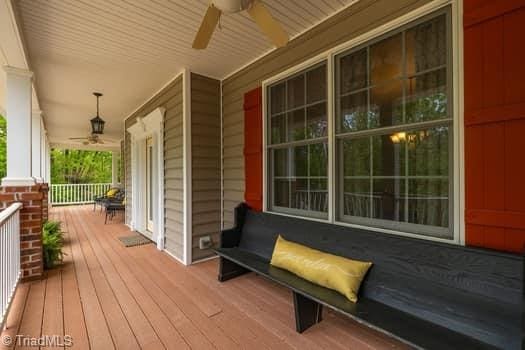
[0,115,6,179]
[51,149,112,184]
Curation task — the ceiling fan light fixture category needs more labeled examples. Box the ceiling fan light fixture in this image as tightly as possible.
[213,0,251,13]
[193,0,288,49]
[90,115,105,135]
[90,92,105,135]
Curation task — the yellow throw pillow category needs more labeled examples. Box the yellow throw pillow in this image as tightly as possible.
[270,235,372,302]
[106,189,119,197]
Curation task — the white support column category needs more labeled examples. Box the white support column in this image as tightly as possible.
[2,66,35,186]
[182,69,192,265]
[111,151,119,187]
[46,139,51,185]
[40,119,47,182]
[31,109,43,182]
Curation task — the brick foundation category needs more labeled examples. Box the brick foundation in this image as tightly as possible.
[0,183,49,281]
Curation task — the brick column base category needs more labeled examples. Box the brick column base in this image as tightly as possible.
[0,183,48,281]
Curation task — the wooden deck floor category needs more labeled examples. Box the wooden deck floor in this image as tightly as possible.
[1,206,406,350]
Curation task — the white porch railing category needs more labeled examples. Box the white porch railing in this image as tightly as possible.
[0,202,22,330]
[50,183,113,205]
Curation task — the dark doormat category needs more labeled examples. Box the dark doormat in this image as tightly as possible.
[118,233,153,247]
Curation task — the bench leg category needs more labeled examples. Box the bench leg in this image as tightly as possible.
[218,257,249,282]
[293,292,323,333]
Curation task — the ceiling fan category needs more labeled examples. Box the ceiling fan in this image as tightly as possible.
[192,0,288,50]
[69,134,106,146]
[69,92,109,145]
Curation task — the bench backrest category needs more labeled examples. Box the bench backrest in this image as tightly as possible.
[236,205,523,347]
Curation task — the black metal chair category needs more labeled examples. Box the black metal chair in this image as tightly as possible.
[93,188,122,212]
[104,200,125,224]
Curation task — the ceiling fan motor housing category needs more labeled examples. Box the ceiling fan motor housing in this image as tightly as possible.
[213,0,254,13]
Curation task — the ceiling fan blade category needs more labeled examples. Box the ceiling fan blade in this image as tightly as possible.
[247,1,288,48]
[192,4,222,49]
[69,137,88,140]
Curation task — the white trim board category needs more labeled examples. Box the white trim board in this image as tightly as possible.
[261,0,465,246]
[192,255,219,265]
[163,248,186,266]
[127,107,166,251]
[182,69,192,266]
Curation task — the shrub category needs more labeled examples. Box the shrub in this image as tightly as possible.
[42,220,65,269]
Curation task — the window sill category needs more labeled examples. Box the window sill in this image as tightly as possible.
[264,209,459,245]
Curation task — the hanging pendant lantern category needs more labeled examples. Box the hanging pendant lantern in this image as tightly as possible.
[90,92,105,134]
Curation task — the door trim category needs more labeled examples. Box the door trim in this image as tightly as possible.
[146,136,154,233]
[127,107,165,250]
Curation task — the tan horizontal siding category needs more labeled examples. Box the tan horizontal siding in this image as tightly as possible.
[123,74,184,261]
[191,73,221,262]
[221,0,431,228]
[163,77,184,259]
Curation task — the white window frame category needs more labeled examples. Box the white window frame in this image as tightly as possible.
[262,0,464,245]
[266,61,330,220]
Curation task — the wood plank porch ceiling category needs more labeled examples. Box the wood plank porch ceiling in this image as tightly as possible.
[14,0,360,146]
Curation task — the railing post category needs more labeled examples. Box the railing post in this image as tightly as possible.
[0,203,22,330]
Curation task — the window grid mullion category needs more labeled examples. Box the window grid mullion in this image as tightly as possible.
[304,71,309,212]
[335,118,452,139]
[268,136,329,149]
[402,27,409,224]
[366,45,373,218]
[337,64,448,100]
[369,136,373,219]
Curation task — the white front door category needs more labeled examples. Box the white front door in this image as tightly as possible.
[127,107,166,250]
[146,137,154,233]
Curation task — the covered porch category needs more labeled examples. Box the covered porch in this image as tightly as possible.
[0,206,402,350]
[0,0,524,348]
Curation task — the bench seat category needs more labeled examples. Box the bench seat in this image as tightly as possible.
[216,247,498,350]
[215,203,523,349]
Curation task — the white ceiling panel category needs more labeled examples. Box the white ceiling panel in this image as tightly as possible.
[15,0,359,146]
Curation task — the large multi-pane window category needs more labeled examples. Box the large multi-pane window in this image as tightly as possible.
[266,9,453,239]
[267,63,328,219]
[335,10,452,238]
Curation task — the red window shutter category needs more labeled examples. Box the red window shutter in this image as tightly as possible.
[244,87,263,211]
[464,0,525,253]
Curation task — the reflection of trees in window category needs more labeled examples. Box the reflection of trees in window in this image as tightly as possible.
[265,9,452,238]
[268,62,328,218]
[335,10,452,238]
[0,116,6,179]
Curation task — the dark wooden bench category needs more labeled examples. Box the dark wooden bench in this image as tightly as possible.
[215,203,524,350]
